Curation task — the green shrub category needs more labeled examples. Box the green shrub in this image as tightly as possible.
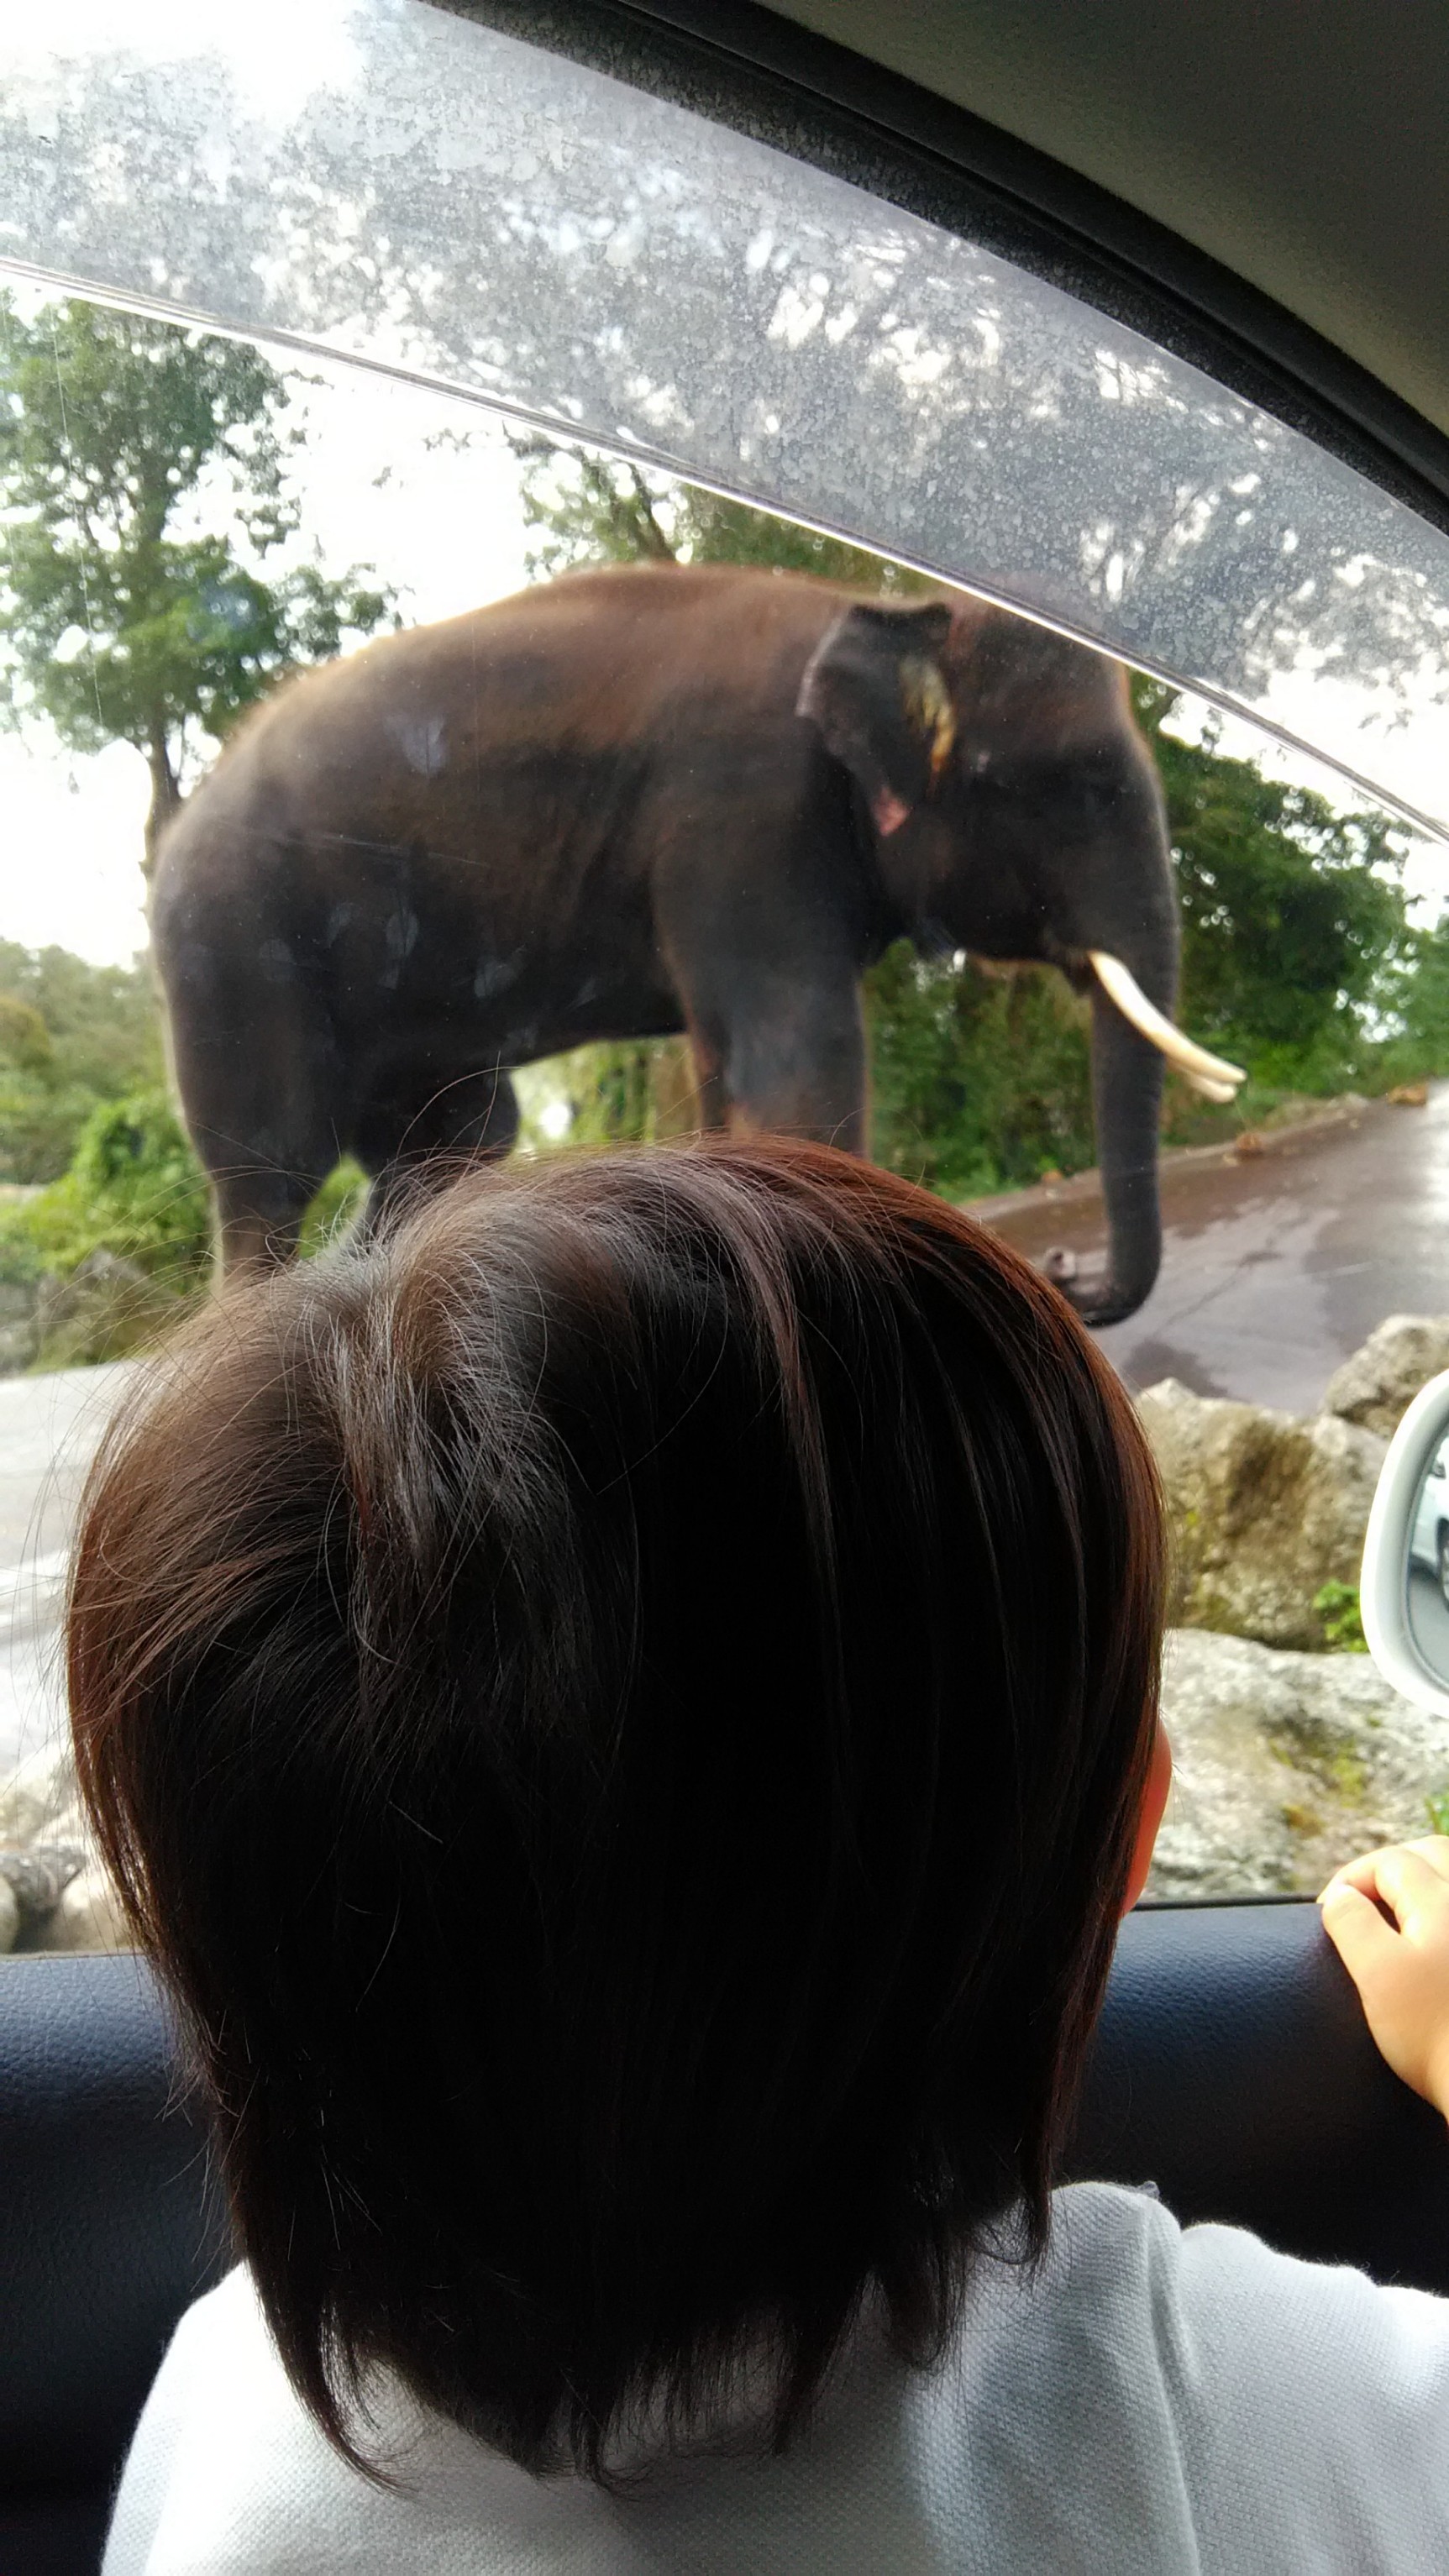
[866,947,1095,1199]
[0,1111,381,1288]
[0,1090,210,1365]
[56,1090,210,1273]
[0,942,165,1183]
[0,1086,211,1301]
[298,1158,370,1257]
[1313,1580,1368,1654]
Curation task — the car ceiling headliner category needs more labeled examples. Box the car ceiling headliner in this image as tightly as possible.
[752,0,1449,441]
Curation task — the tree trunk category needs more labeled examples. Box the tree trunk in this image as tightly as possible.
[142,718,182,876]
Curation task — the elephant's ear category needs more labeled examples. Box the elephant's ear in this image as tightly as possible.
[795,601,957,836]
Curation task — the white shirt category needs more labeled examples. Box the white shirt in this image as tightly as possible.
[103,2181,1449,2573]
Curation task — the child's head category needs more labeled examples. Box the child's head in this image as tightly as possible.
[68,1138,1163,2476]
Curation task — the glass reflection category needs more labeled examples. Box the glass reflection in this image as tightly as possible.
[1407,1436,1449,1684]
[3,0,1449,834]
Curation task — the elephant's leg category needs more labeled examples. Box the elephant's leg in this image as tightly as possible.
[356,1057,521,1240]
[683,1020,731,1132]
[156,921,344,1278]
[211,1162,324,1277]
[682,963,869,1153]
[180,1067,339,1281]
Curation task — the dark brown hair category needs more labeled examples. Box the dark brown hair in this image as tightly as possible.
[68,1138,1163,2477]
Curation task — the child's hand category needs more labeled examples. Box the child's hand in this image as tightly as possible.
[1319,1838,1449,2123]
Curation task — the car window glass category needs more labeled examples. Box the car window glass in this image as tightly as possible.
[5,1,1449,832]
[4,0,1449,1956]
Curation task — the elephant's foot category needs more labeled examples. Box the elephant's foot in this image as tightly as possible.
[1041,1245,1148,1330]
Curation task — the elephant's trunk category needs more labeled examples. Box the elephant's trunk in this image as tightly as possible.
[1068,952,1243,1330]
[1079,989,1168,1327]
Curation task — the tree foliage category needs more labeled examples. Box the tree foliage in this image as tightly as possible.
[866,952,1095,1198]
[0,297,396,861]
[1137,683,1413,1088]
[515,438,929,597]
[0,941,164,1184]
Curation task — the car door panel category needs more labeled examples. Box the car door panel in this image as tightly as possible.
[4,1908,1447,2575]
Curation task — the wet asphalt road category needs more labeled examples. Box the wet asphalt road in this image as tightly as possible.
[0,1361,136,1781]
[976,1083,1449,1415]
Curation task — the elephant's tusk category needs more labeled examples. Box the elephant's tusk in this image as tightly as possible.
[1089,952,1247,1093]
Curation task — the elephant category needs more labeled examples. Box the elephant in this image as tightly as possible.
[150,561,1242,1324]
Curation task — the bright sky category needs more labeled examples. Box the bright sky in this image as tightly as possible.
[3,327,1447,968]
[6,0,369,122]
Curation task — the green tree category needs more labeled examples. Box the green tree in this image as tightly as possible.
[0,940,162,1092]
[1362,912,1449,1083]
[0,941,165,1183]
[1136,682,1410,1089]
[0,296,396,866]
[514,437,927,595]
[866,949,1095,1198]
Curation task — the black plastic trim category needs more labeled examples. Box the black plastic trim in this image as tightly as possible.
[438,0,1449,538]
[1070,1899,1449,2290]
[1139,1890,1316,1910]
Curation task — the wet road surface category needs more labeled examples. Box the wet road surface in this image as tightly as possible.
[0,1362,135,1781]
[975,1083,1449,1414]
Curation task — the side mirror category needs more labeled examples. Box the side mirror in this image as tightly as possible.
[1362,1368,1449,1713]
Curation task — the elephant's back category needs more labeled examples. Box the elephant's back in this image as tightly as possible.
[317,561,851,749]
[182,563,855,794]
[150,564,858,920]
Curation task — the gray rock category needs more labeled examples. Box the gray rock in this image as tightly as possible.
[37,1860,130,1954]
[0,1744,122,1949]
[1323,1314,1449,1440]
[1149,1628,1449,1900]
[33,1251,182,1371]
[1137,1378,1385,1651]
[0,1743,78,1848]
[0,1275,39,1378]
[37,1246,149,1315]
[0,1843,87,1939]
